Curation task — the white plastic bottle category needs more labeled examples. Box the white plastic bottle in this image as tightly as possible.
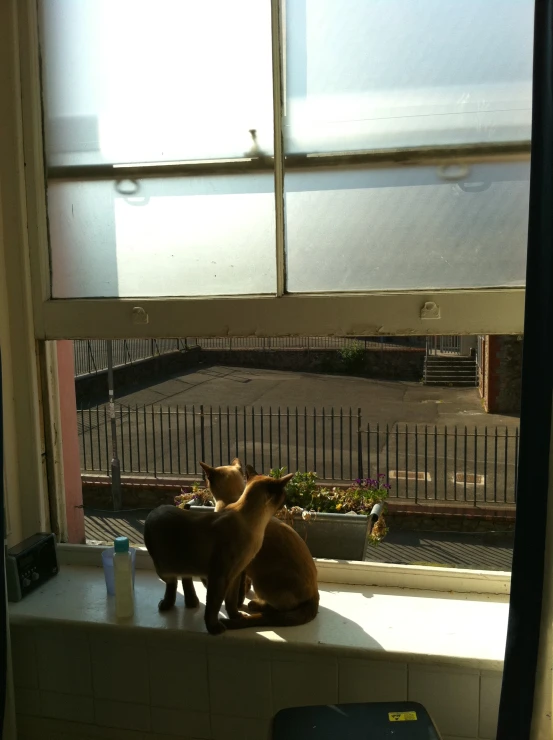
[113,536,134,618]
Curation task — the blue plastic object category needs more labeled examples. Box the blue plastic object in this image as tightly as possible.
[272,702,442,739]
[114,536,129,553]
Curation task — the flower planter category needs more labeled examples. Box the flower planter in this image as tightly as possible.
[188,506,370,561]
[287,512,370,561]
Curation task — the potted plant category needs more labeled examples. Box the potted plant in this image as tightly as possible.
[269,468,389,561]
[175,483,214,509]
[175,471,389,562]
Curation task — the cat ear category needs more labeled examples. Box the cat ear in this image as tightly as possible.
[231,457,243,472]
[245,464,258,480]
[199,461,215,479]
[277,473,294,487]
[266,473,294,508]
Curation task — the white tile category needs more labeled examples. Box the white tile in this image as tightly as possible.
[479,672,502,739]
[149,735,210,740]
[272,657,338,712]
[15,687,41,716]
[40,690,95,723]
[149,645,209,712]
[11,626,38,689]
[209,650,272,719]
[151,706,211,738]
[339,659,407,703]
[211,714,271,740]
[17,713,147,740]
[91,636,149,704]
[9,566,510,669]
[408,664,479,739]
[95,699,151,732]
[35,627,92,696]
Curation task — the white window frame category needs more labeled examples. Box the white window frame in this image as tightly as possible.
[17,0,526,341]
[0,0,527,545]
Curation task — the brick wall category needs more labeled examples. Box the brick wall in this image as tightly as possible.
[199,348,425,381]
[482,335,523,414]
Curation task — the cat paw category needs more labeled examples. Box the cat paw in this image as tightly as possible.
[206,620,227,635]
[247,599,264,613]
[184,596,200,609]
[158,599,175,612]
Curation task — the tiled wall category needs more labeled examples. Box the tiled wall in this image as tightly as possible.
[10,623,501,740]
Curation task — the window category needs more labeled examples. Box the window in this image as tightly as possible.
[18,0,531,339]
[2,0,532,548]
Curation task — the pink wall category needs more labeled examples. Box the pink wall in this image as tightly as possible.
[56,341,86,543]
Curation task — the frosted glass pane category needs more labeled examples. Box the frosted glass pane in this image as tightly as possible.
[285,0,534,153]
[40,0,273,166]
[49,176,276,297]
[285,162,529,292]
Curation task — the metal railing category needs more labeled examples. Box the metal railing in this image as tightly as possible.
[477,335,485,389]
[73,339,189,377]
[73,337,425,376]
[189,337,425,351]
[426,336,462,356]
[78,404,518,505]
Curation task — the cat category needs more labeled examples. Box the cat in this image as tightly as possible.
[144,470,293,635]
[197,459,251,604]
[202,460,320,629]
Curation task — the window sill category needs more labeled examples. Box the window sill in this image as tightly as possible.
[58,543,511,595]
[9,562,509,671]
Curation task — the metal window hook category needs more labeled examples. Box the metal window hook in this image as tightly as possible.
[437,164,470,181]
[115,179,140,196]
[115,179,151,205]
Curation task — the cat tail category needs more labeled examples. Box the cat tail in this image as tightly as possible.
[222,598,319,630]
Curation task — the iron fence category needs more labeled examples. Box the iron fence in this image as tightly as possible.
[189,337,424,351]
[73,337,425,377]
[426,336,462,356]
[78,404,518,505]
[73,339,189,377]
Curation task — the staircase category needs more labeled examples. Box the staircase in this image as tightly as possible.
[423,355,478,387]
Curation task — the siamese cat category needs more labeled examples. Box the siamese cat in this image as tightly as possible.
[144,471,292,635]
[201,460,320,629]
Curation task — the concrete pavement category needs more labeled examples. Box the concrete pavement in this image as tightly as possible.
[78,365,520,504]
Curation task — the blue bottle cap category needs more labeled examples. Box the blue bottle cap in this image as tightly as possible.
[114,536,129,553]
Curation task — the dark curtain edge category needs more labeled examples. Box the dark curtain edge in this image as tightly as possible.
[0,351,7,730]
[496,1,553,738]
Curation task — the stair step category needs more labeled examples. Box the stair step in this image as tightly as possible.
[425,357,475,361]
[425,367,477,373]
[425,372,477,378]
[425,362,476,368]
[424,353,477,386]
[425,380,477,386]
[425,369,477,372]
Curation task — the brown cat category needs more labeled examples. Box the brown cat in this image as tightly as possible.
[197,459,251,604]
[203,461,320,629]
[144,471,292,635]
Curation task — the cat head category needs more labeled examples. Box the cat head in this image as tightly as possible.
[199,458,244,508]
[240,470,294,515]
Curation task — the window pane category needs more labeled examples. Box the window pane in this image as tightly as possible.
[40,0,274,166]
[285,0,534,153]
[285,161,529,292]
[49,175,276,297]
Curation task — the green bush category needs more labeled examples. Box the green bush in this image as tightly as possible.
[339,341,366,372]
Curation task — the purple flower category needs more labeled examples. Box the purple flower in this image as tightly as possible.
[384,483,391,490]
[378,473,386,478]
